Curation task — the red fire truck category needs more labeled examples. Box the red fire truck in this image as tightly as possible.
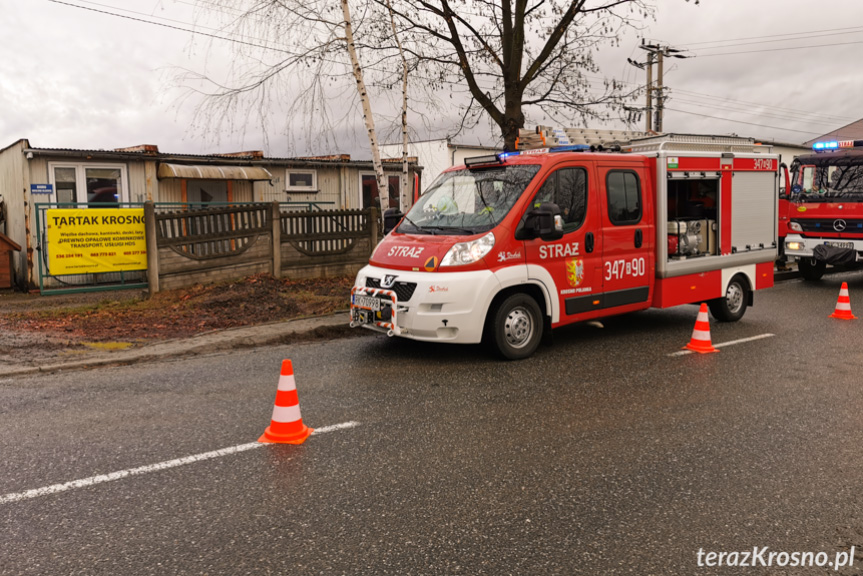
[782,139,863,280]
[350,134,779,359]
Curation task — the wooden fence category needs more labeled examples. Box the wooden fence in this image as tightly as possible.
[145,202,378,293]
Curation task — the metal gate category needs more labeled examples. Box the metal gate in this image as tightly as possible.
[35,202,148,295]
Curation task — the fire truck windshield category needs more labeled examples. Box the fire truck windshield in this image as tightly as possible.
[397,164,541,235]
[791,160,863,202]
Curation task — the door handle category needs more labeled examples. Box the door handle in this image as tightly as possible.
[634,229,643,248]
[585,232,595,253]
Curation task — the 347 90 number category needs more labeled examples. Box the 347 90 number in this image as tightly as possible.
[604,257,646,281]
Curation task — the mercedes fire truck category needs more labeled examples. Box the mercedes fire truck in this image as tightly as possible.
[783,139,863,280]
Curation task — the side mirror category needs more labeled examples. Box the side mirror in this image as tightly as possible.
[517,202,564,241]
[383,208,403,234]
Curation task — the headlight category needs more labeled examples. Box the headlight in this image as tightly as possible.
[441,232,495,266]
[788,222,803,232]
[786,241,804,251]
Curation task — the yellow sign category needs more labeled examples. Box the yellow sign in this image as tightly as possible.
[46,208,147,275]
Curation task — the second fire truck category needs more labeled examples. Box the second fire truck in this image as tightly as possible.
[783,139,863,280]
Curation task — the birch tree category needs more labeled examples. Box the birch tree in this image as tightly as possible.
[185,0,406,210]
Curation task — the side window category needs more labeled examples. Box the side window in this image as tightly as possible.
[533,167,587,233]
[607,170,641,225]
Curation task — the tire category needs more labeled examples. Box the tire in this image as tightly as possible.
[708,275,749,322]
[489,293,543,360]
[798,257,826,281]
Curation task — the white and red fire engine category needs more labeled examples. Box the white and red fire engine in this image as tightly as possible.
[350,134,779,359]
[782,139,863,280]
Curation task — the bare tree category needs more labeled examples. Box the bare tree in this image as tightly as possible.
[184,0,406,209]
[182,0,699,195]
[380,0,699,150]
[385,0,412,210]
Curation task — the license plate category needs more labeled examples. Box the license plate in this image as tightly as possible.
[353,294,381,311]
[825,241,854,250]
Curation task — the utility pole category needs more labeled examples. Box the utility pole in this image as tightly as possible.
[645,51,654,132]
[628,41,689,133]
[655,48,664,132]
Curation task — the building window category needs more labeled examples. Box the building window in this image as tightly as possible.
[49,163,128,207]
[360,172,400,210]
[286,169,317,191]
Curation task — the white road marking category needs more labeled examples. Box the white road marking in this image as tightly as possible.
[0,420,360,505]
[668,333,775,357]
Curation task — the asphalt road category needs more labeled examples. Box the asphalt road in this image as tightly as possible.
[3,274,863,575]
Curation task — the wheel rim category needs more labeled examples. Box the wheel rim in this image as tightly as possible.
[726,282,744,314]
[504,306,535,349]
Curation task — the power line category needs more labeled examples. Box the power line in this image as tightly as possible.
[669,88,854,123]
[665,107,823,135]
[685,31,863,52]
[47,0,307,56]
[669,97,841,127]
[695,39,863,57]
[668,24,863,47]
[585,73,852,124]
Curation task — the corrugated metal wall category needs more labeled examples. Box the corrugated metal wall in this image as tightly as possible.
[158,178,183,203]
[256,166,347,208]
[128,162,149,202]
[0,141,28,284]
[233,180,252,202]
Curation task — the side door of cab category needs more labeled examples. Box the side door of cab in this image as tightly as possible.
[597,162,654,311]
[521,161,605,325]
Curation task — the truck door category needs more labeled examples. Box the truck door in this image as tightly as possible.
[522,164,604,323]
[598,165,653,310]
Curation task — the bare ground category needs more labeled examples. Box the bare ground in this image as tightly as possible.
[0,273,357,365]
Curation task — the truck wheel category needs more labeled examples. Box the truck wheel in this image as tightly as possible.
[708,275,749,322]
[490,293,543,360]
[798,257,826,281]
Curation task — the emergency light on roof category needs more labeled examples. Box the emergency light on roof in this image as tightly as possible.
[812,139,863,151]
[463,154,504,167]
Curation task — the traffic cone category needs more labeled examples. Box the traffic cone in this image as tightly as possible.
[258,360,313,444]
[684,303,718,353]
[830,282,857,320]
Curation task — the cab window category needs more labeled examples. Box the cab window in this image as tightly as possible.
[534,167,587,233]
[607,170,641,225]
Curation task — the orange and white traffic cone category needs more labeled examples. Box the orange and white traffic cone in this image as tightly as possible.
[258,360,313,444]
[684,303,718,353]
[830,282,857,320]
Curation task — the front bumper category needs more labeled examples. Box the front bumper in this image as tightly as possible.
[349,265,502,344]
[784,234,863,260]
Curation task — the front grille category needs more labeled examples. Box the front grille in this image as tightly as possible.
[366,277,417,302]
[794,219,863,234]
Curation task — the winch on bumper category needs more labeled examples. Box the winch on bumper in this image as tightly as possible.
[349,266,500,343]
[350,286,400,337]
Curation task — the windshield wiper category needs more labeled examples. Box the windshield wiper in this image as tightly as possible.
[422,225,476,235]
[398,215,441,234]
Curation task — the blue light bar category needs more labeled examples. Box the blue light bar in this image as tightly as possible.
[813,141,839,150]
[812,139,863,151]
[549,144,592,153]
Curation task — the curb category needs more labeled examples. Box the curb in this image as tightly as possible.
[0,313,354,378]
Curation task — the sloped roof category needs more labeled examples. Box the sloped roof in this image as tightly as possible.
[0,232,21,252]
[803,118,863,146]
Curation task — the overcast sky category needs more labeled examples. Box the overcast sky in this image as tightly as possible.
[2,0,862,157]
